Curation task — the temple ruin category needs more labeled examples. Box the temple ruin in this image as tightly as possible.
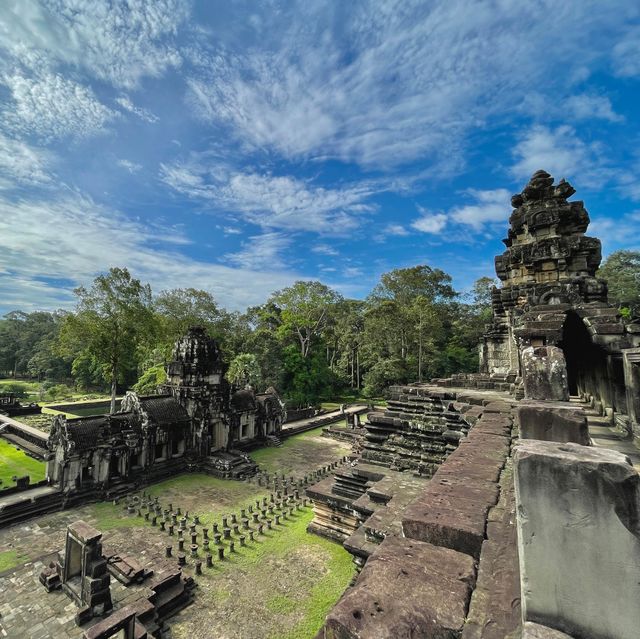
[46,326,285,493]
[2,170,640,638]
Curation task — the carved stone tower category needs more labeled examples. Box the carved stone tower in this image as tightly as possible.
[163,326,230,453]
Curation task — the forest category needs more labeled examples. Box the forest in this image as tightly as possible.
[1,250,638,409]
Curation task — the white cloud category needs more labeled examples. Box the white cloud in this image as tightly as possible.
[612,26,640,78]
[115,95,159,123]
[0,0,188,90]
[0,133,53,189]
[225,232,292,270]
[0,192,301,313]
[449,189,511,229]
[564,94,623,123]
[184,1,634,168]
[160,158,377,235]
[383,224,410,236]
[312,244,339,256]
[117,159,143,173]
[3,72,117,141]
[511,125,600,182]
[589,213,640,253]
[411,208,448,234]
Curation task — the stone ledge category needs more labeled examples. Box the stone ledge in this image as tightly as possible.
[321,537,476,639]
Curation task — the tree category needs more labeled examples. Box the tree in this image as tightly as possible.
[227,353,261,388]
[58,268,154,413]
[598,250,640,315]
[269,281,343,358]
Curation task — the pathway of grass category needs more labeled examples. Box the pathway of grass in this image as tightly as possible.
[250,426,351,477]
[0,439,46,488]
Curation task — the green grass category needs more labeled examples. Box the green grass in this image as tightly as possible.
[192,507,354,639]
[0,549,29,573]
[87,474,354,638]
[0,439,46,488]
[249,425,348,476]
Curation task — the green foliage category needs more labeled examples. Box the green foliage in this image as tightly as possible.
[598,250,640,315]
[282,345,335,407]
[132,364,167,395]
[226,353,261,388]
[3,263,496,409]
[44,384,74,401]
[0,310,70,379]
[270,280,343,358]
[58,267,154,412]
[0,381,29,398]
[362,357,408,397]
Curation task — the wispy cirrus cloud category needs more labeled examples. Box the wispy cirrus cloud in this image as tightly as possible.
[0,191,300,312]
[160,158,378,234]
[225,232,292,270]
[0,132,54,189]
[184,1,636,169]
[511,125,605,182]
[115,95,159,123]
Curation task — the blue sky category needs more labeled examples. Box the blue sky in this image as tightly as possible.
[1,0,639,314]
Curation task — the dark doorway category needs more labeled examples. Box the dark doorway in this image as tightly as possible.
[559,311,608,398]
[109,454,120,478]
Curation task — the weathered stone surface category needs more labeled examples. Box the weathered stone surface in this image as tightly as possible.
[521,346,569,401]
[462,461,521,639]
[518,403,589,445]
[322,536,475,639]
[514,440,640,639]
[402,480,498,559]
[521,622,574,638]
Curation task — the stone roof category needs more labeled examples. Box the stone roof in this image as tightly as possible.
[230,389,256,412]
[66,416,108,450]
[138,395,190,426]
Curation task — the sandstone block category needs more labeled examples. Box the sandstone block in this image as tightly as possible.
[322,537,475,638]
[518,403,589,445]
[514,441,640,639]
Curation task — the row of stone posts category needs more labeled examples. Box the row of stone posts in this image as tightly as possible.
[117,455,349,576]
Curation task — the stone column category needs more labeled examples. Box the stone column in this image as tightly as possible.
[514,440,640,639]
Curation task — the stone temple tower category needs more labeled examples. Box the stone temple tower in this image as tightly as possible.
[163,326,230,453]
[481,170,635,411]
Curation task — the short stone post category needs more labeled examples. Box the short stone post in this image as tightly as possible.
[206,553,213,568]
[217,547,224,561]
[165,545,172,558]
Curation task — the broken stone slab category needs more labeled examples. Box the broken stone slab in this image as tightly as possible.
[517,402,589,445]
[514,440,640,639]
[322,536,475,638]
[521,346,569,402]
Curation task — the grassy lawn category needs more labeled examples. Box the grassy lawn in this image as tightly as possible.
[250,426,352,477]
[170,506,354,639]
[0,439,46,488]
[84,472,355,639]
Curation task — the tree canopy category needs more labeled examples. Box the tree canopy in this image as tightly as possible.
[0,265,495,407]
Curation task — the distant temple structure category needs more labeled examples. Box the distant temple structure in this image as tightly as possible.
[47,327,285,492]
